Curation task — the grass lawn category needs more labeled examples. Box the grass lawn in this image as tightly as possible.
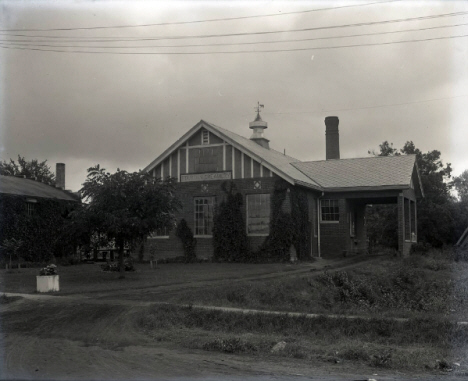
[169,252,468,320]
[0,261,309,295]
[2,249,468,375]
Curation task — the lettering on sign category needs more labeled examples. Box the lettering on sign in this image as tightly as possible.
[180,171,232,183]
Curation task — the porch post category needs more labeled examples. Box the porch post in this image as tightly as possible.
[397,194,405,255]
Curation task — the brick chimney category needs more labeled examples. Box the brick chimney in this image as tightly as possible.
[325,116,340,160]
[56,163,65,190]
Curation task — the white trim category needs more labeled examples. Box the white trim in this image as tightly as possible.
[251,158,254,178]
[223,141,226,171]
[201,129,210,145]
[177,149,180,181]
[160,163,163,178]
[181,143,225,149]
[148,236,169,240]
[317,198,321,257]
[170,155,173,177]
[241,152,244,179]
[260,164,263,177]
[186,141,189,174]
[143,120,302,187]
[232,147,235,179]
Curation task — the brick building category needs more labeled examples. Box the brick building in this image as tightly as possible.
[143,111,423,260]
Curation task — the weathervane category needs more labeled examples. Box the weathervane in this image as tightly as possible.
[254,102,264,119]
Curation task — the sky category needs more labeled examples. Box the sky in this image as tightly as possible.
[1,0,467,192]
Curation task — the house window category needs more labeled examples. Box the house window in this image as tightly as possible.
[202,130,210,145]
[321,199,339,222]
[149,227,170,239]
[247,194,271,235]
[25,199,37,216]
[194,197,215,236]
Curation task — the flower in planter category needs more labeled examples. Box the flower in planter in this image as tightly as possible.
[39,264,58,276]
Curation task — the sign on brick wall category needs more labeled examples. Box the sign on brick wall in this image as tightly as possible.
[180,171,232,183]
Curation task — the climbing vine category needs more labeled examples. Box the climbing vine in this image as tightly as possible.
[255,180,310,262]
[212,182,249,262]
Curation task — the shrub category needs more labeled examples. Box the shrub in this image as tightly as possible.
[410,242,432,255]
[175,219,197,263]
[100,259,134,272]
[39,264,58,276]
[212,182,248,262]
[202,337,257,354]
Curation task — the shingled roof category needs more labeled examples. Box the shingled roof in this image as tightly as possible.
[0,175,79,202]
[293,155,420,192]
[144,120,422,194]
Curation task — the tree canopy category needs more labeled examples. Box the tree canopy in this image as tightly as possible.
[0,155,56,185]
[453,170,468,203]
[78,165,181,277]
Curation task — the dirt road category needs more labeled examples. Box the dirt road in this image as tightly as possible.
[0,297,462,381]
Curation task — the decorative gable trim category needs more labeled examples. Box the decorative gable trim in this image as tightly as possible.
[143,120,302,186]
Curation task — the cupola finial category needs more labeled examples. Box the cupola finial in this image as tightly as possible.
[254,101,264,121]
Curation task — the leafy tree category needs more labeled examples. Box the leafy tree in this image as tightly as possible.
[0,155,56,185]
[79,165,181,277]
[451,170,468,242]
[453,170,468,203]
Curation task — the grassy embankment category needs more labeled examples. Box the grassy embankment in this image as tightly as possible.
[136,249,468,373]
[2,248,468,373]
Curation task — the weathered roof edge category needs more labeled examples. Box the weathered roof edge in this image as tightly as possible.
[0,175,81,202]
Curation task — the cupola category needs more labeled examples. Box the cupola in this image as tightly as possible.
[249,102,270,149]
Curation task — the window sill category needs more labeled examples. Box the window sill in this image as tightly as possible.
[320,221,339,224]
[194,235,213,238]
[148,236,169,239]
[248,234,269,237]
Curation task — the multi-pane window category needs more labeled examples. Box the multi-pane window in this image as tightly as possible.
[194,197,215,236]
[25,199,37,216]
[321,199,339,222]
[202,130,210,145]
[247,194,271,235]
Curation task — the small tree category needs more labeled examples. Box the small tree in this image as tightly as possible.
[79,165,181,278]
[0,155,56,185]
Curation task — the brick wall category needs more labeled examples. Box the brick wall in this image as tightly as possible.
[143,176,282,260]
[319,198,348,258]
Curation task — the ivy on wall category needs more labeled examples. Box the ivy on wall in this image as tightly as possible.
[212,182,249,262]
[255,180,310,262]
[175,218,197,263]
[0,195,78,262]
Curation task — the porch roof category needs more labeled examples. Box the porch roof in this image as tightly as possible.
[292,155,419,192]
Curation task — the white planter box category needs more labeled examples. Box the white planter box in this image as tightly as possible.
[36,275,60,293]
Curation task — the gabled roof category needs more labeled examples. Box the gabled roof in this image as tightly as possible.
[144,120,422,195]
[144,120,322,190]
[0,175,79,202]
[293,155,420,192]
